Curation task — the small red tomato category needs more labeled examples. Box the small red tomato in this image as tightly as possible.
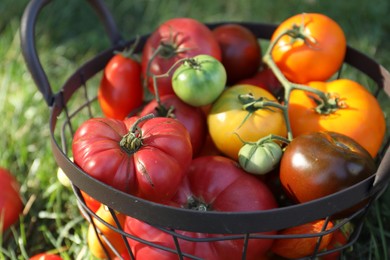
[0,167,23,233]
[213,23,262,85]
[29,253,63,260]
[98,51,143,120]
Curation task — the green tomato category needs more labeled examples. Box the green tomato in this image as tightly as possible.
[238,141,283,175]
[172,54,227,107]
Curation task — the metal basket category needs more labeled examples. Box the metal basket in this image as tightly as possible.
[21,0,390,259]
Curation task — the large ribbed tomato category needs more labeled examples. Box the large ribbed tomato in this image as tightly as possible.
[288,79,386,157]
[270,13,346,84]
[124,156,278,260]
[141,17,221,96]
[72,115,192,203]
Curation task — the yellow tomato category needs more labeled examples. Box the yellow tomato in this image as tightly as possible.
[207,84,287,160]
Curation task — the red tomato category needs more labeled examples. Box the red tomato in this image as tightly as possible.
[141,17,221,96]
[271,219,334,259]
[124,156,278,260]
[212,23,262,84]
[288,79,386,157]
[237,67,283,99]
[0,167,23,233]
[98,51,143,120]
[72,116,192,203]
[270,13,346,84]
[320,222,354,260]
[139,94,207,156]
[29,253,63,260]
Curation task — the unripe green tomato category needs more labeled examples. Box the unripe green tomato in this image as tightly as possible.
[238,142,283,175]
[172,54,227,107]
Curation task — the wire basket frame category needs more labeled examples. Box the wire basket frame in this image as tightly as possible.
[20,0,390,259]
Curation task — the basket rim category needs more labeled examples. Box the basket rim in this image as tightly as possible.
[47,22,390,234]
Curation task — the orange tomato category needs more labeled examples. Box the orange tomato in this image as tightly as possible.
[87,205,128,259]
[271,219,334,259]
[288,79,386,157]
[271,13,346,84]
[207,84,287,160]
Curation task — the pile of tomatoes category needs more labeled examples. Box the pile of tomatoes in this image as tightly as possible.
[71,13,386,259]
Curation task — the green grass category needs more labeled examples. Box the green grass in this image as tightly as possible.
[1,0,390,259]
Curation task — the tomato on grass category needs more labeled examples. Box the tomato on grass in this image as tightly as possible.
[270,13,346,84]
[142,17,221,96]
[124,155,278,260]
[72,115,192,203]
[98,50,143,120]
[29,253,63,260]
[0,167,23,233]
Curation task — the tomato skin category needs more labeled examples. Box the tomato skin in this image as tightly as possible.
[29,253,63,260]
[212,23,262,85]
[0,167,23,233]
[271,219,334,259]
[87,205,128,259]
[207,84,287,160]
[142,17,221,96]
[72,116,192,203]
[139,94,207,156]
[289,79,386,157]
[172,54,227,107]
[271,13,346,84]
[124,156,277,260]
[80,190,101,213]
[98,53,143,120]
[320,222,353,260]
[280,131,376,205]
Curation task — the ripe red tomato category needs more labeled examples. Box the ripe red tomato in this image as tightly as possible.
[270,13,346,84]
[98,51,143,120]
[237,67,283,99]
[271,219,334,259]
[29,253,63,260]
[139,94,207,156]
[280,131,376,205]
[72,115,192,203]
[320,222,354,260]
[124,155,278,260]
[0,167,23,233]
[141,17,221,96]
[288,79,386,157]
[212,23,262,84]
[80,190,101,213]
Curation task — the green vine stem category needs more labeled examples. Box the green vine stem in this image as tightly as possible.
[262,24,346,141]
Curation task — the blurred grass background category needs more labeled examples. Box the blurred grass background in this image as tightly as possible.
[0,0,389,259]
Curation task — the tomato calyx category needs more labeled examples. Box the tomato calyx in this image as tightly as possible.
[186,196,211,212]
[308,92,348,114]
[120,114,155,154]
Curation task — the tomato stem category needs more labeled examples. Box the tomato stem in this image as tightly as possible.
[120,114,155,154]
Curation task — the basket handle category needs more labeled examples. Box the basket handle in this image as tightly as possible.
[20,0,123,106]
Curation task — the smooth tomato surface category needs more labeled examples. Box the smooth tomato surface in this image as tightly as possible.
[140,94,207,156]
[29,253,63,260]
[271,13,346,84]
[98,53,143,120]
[72,116,192,202]
[208,84,287,160]
[0,167,23,232]
[124,156,277,260]
[212,23,262,84]
[142,17,221,96]
[288,79,386,157]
